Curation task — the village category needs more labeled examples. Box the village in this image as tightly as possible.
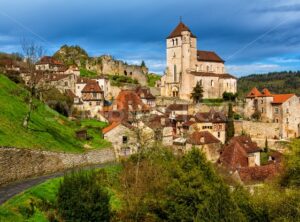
[0,21,297,188]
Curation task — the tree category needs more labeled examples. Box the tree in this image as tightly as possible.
[264,137,269,152]
[223,91,237,101]
[141,60,146,67]
[57,170,111,222]
[226,103,235,142]
[21,39,45,129]
[190,81,204,103]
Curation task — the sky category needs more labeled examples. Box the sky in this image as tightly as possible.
[0,0,300,76]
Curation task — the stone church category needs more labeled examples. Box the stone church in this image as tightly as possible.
[160,22,237,101]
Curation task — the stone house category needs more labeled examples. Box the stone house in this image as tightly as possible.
[64,64,80,76]
[46,73,77,93]
[185,131,221,162]
[35,56,66,72]
[103,122,137,157]
[160,22,237,100]
[135,86,156,107]
[165,104,189,118]
[244,87,300,138]
[219,136,261,170]
[74,80,104,117]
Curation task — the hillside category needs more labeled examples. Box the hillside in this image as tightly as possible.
[0,74,110,152]
[238,71,300,98]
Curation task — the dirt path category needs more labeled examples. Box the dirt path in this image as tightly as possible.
[0,162,116,205]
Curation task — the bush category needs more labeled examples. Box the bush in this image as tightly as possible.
[57,170,111,222]
[223,92,238,101]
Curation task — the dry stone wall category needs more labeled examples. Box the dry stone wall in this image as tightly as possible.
[0,147,115,186]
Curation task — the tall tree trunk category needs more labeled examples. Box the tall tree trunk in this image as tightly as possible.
[23,96,33,129]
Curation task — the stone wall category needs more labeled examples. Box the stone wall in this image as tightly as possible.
[234,120,281,139]
[0,147,115,187]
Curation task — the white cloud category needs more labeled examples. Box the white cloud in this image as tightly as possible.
[227,63,282,76]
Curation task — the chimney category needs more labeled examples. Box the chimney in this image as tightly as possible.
[248,155,256,167]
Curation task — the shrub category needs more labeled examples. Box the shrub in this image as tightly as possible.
[57,170,111,222]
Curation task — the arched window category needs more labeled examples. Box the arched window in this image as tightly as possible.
[211,80,214,87]
[172,39,175,46]
[207,65,209,72]
[174,65,177,82]
[176,38,178,45]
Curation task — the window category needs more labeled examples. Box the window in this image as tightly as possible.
[96,101,101,106]
[64,82,68,86]
[217,132,221,138]
[174,65,177,82]
[286,118,289,124]
[89,102,92,106]
[122,136,128,144]
[207,65,209,72]
[274,107,279,114]
[93,93,97,98]
[261,108,264,113]
[261,100,263,104]
[172,39,175,46]
[275,119,279,123]
[286,108,289,114]
[175,38,178,45]
[211,80,214,87]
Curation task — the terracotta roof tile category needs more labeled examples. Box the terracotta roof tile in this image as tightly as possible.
[82,81,103,93]
[36,56,64,66]
[115,90,149,112]
[238,163,281,184]
[135,87,155,99]
[272,94,294,104]
[166,104,189,111]
[195,110,227,123]
[246,87,262,98]
[197,50,224,63]
[187,131,220,145]
[261,88,272,97]
[102,122,121,134]
[167,22,196,39]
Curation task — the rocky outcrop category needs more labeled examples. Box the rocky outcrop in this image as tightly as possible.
[53,45,148,85]
[0,147,115,187]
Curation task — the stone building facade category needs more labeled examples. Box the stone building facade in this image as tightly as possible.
[160,22,237,100]
[244,87,300,138]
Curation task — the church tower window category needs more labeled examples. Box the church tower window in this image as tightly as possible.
[174,65,177,82]
[211,80,214,87]
[172,39,175,46]
[175,38,178,45]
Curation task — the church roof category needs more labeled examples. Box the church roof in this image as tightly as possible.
[190,72,237,79]
[197,50,225,63]
[246,87,262,98]
[167,22,196,39]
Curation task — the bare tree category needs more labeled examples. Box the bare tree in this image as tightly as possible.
[21,39,45,129]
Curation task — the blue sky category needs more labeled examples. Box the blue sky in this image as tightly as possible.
[0,0,300,76]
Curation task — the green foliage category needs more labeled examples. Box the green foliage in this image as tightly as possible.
[265,137,269,152]
[0,74,110,152]
[57,170,111,222]
[280,139,300,188]
[109,74,139,86]
[226,103,235,142]
[141,60,146,67]
[53,45,89,66]
[223,91,238,101]
[238,71,300,98]
[190,81,204,103]
[147,73,161,87]
[80,68,98,77]
[251,110,261,120]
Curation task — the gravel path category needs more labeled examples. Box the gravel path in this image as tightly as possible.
[0,162,116,205]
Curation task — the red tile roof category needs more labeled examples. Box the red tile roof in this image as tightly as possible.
[36,56,64,66]
[102,121,121,134]
[167,22,196,39]
[272,94,294,104]
[219,136,261,170]
[115,90,149,112]
[238,163,281,184]
[187,131,220,145]
[261,88,272,97]
[246,87,262,98]
[197,50,224,63]
[82,81,103,93]
[135,87,155,100]
[195,110,227,123]
[166,104,189,111]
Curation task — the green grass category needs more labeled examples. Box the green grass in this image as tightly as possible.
[147,73,161,87]
[202,98,224,106]
[109,74,139,86]
[0,74,110,152]
[80,68,98,77]
[0,165,122,222]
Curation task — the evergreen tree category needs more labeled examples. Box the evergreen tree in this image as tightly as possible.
[190,81,204,103]
[226,103,235,142]
[141,60,146,67]
[264,137,269,152]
